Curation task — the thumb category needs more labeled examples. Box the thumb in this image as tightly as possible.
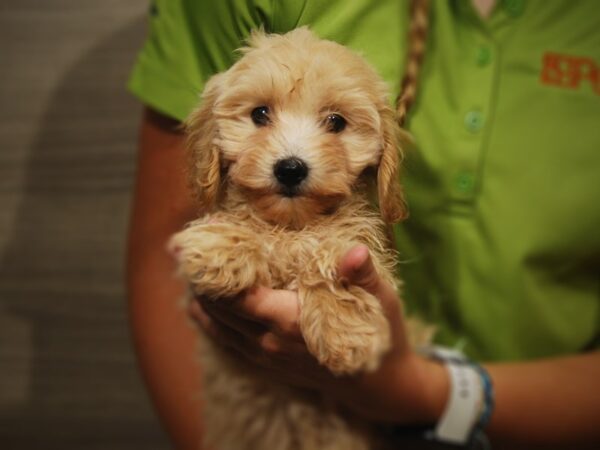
[338,244,382,297]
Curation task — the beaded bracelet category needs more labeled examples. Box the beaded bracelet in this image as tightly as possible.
[473,363,495,430]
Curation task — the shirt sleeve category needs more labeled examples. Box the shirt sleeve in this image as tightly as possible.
[127,0,306,121]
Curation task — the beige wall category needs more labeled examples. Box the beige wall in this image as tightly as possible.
[0,1,169,448]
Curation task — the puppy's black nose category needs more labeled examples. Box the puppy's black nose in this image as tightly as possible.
[274,158,309,188]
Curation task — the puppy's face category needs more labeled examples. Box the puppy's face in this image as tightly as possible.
[187,28,405,228]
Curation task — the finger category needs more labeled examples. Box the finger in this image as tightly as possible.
[231,286,302,339]
[189,300,220,339]
[189,299,259,355]
[203,299,266,339]
[338,245,384,296]
[212,324,306,369]
[338,245,401,318]
[256,331,310,360]
[190,299,260,357]
[189,300,204,325]
[197,297,307,364]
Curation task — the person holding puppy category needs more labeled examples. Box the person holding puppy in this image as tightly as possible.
[127,0,600,448]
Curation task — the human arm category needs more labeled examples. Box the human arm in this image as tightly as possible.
[126,108,203,449]
[486,353,600,448]
[191,245,600,448]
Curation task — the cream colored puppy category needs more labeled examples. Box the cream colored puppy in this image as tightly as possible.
[170,27,409,450]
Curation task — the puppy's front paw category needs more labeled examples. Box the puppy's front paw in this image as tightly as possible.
[169,223,270,299]
[299,285,391,375]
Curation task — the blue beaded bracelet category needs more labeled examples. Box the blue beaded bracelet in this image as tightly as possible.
[473,363,495,430]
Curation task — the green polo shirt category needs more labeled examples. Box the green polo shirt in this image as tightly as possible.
[129,0,600,362]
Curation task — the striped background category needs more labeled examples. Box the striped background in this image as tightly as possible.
[0,1,170,448]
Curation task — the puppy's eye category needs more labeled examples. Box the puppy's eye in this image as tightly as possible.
[251,106,270,126]
[325,114,347,133]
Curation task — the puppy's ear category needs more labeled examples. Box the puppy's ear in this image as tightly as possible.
[377,107,408,223]
[185,74,224,211]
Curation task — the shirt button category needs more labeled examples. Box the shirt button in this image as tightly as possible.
[464,110,484,133]
[476,46,492,67]
[455,172,475,193]
[503,0,525,17]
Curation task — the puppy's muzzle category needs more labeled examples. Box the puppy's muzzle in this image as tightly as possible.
[274,157,309,197]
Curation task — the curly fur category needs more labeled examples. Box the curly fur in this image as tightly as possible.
[170,28,422,450]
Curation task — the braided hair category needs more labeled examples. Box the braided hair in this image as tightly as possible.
[396,0,430,127]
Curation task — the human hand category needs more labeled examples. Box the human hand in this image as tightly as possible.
[190,245,448,424]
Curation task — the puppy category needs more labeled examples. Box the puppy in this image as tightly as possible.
[170,27,412,450]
